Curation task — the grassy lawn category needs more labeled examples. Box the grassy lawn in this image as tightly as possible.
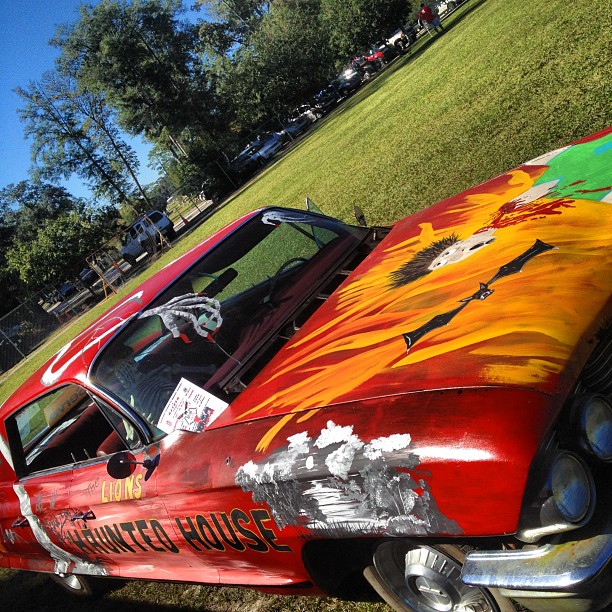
[0,568,387,611]
[1,0,611,607]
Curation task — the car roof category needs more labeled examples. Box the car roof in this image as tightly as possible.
[0,208,261,417]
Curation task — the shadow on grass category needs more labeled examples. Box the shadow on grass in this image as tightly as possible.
[1,570,212,612]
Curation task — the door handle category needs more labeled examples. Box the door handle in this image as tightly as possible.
[11,517,28,528]
[70,510,96,522]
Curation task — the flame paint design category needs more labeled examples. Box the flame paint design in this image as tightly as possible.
[226,133,612,451]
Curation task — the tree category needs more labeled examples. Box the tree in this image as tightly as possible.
[217,0,333,128]
[52,0,238,198]
[206,0,411,134]
[6,209,117,289]
[16,74,138,205]
[0,181,79,243]
[55,0,224,149]
[320,0,411,60]
[196,0,269,55]
[1,182,118,293]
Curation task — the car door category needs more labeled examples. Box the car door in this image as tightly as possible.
[67,408,187,581]
[4,384,119,577]
[5,383,179,578]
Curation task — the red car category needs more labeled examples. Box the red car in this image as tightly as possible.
[1,129,611,611]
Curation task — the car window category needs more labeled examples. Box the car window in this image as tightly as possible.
[91,209,365,439]
[6,384,133,477]
[148,211,161,223]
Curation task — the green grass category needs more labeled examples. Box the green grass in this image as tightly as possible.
[1,0,611,606]
[0,568,387,611]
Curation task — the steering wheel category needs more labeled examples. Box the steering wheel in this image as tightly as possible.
[263,257,309,306]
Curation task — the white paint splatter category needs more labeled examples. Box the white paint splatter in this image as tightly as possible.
[287,431,311,454]
[364,434,412,460]
[525,146,570,166]
[0,434,14,470]
[236,422,461,536]
[240,460,259,479]
[325,436,364,480]
[314,421,354,449]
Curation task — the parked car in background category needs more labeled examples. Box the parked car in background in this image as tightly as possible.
[351,53,381,77]
[120,210,175,267]
[367,41,397,64]
[291,104,320,123]
[228,132,286,178]
[56,282,78,301]
[387,24,417,54]
[280,113,311,140]
[313,85,340,115]
[252,131,285,163]
[0,129,610,611]
[435,0,465,15]
[228,141,264,177]
[146,210,176,241]
[334,66,363,96]
[79,267,97,287]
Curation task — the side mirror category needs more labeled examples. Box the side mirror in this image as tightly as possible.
[107,451,136,479]
[107,451,160,481]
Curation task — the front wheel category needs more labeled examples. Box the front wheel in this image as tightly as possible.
[364,542,516,612]
[50,572,95,597]
[123,254,137,267]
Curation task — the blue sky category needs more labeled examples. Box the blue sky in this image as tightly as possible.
[0,0,158,200]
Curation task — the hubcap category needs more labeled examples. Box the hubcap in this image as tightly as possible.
[57,573,84,591]
[373,542,499,612]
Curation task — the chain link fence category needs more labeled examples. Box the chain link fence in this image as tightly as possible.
[0,293,61,374]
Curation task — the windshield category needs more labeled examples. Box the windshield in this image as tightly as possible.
[91,209,365,439]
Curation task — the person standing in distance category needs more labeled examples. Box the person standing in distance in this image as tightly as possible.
[418,3,444,34]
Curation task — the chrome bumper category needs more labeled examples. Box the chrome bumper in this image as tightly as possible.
[461,532,611,591]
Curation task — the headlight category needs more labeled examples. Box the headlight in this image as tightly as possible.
[517,450,595,543]
[550,452,592,523]
[574,395,612,462]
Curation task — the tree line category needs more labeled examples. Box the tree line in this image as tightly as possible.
[1,0,412,312]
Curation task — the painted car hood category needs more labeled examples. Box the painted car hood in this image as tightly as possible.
[225,130,612,430]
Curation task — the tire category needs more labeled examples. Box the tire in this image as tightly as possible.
[449,1,456,9]
[364,542,516,612]
[165,227,176,241]
[123,254,136,267]
[50,572,96,598]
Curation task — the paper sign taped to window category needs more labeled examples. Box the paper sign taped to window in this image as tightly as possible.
[158,378,228,434]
